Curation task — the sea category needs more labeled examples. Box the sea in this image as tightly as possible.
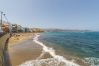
[38,31,99,66]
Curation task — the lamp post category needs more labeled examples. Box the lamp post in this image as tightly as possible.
[0,11,3,26]
[0,11,3,33]
[3,14,12,33]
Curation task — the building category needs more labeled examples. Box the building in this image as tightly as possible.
[1,22,10,33]
[12,24,17,33]
[12,24,25,33]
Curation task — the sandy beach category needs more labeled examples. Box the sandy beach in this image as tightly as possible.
[7,33,89,66]
[8,33,43,66]
[8,33,77,66]
[8,33,34,47]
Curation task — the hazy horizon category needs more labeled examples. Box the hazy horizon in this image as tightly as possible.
[0,0,99,31]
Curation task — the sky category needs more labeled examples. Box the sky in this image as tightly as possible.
[0,0,99,30]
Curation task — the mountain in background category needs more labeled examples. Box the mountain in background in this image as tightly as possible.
[43,28,91,32]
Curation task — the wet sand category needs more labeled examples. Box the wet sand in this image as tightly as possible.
[8,33,43,66]
[7,33,89,66]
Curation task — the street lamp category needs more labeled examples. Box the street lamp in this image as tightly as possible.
[0,11,3,33]
[3,14,12,33]
[0,11,3,25]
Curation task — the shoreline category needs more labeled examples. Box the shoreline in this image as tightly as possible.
[38,33,91,66]
[8,33,89,66]
[39,39,90,66]
[19,33,80,66]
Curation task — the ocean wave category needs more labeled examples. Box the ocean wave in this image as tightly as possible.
[19,34,80,66]
[85,57,99,66]
[19,58,76,66]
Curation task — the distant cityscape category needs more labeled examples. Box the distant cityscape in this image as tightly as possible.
[0,21,44,33]
[0,20,92,35]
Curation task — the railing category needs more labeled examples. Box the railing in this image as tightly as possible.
[0,34,10,66]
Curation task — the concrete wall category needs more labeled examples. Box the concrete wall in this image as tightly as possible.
[0,34,10,66]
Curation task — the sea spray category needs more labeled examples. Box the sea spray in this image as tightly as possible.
[85,57,99,66]
[19,34,80,66]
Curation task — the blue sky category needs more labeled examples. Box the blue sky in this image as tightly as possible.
[0,0,99,30]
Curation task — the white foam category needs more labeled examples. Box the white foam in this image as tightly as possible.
[19,33,80,66]
[19,58,66,66]
[85,57,99,66]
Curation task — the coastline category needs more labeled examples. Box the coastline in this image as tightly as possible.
[19,33,80,66]
[34,33,90,66]
[7,33,90,66]
[39,39,89,66]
